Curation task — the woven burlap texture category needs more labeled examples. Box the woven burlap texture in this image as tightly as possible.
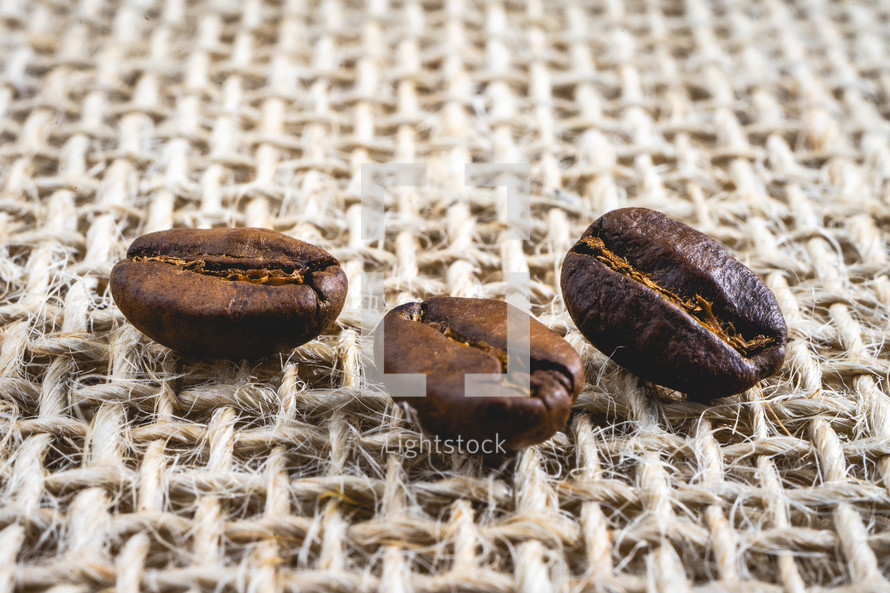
[2,0,890,591]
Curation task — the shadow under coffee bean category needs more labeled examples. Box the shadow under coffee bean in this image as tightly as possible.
[378,296,584,450]
[561,207,787,401]
[111,227,347,359]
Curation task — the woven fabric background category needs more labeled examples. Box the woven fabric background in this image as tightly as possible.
[2,0,890,591]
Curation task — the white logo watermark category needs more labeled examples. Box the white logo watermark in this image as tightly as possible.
[359,163,531,400]
[391,433,507,458]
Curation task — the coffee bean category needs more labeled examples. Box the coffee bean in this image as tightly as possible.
[561,208,786,400]
[378,296,584,450]
[111,228,347,359]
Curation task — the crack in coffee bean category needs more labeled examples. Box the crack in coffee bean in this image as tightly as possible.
[417,304,511,374]
[129,254,338,290]
[415,305,579,399]
[572,236,774,357]
[419,322,536,396]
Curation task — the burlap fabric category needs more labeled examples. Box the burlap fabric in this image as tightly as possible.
[2,1,890,591]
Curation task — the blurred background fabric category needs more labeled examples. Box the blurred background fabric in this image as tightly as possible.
[1,0,890,591]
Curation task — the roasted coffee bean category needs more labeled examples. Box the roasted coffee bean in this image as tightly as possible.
[561,208,786,400]
[111,228,347,359]
[378,296,584,450]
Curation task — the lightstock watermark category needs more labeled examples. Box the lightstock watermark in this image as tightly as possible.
[395,433,507,459]
[358,163,532,403]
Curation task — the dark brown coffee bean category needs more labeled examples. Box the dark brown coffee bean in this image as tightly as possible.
[561,208,786,400]
[378,296,584,450]
[110,227,347,359]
